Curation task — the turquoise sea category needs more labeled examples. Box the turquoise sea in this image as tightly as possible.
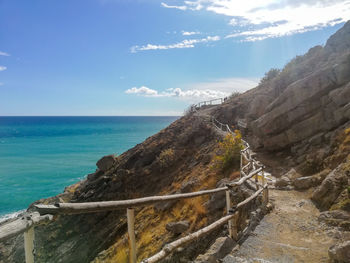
[0,116,179,218]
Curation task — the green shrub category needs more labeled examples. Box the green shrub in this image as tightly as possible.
[213,131,242,172]
[259,68,281,85]
[157,148,175,169]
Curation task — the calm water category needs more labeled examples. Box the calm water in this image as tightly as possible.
[0,116,178,217]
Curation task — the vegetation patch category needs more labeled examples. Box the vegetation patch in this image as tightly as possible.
[157,148,176,169]
[213,131,242,173]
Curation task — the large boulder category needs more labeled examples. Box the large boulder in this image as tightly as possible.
[311,164,348,210]
[96,155,117,172]
[206,179,230,213]
[194,237,235,263]
[166,221,189,235]
[318,210,350,230]
[292,169,330,190]
[328,241,350,263]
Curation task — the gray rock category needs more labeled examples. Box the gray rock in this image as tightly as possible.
[319,210,350,222]
[153,200,176,212]
[284,168,302,180]
[275,176,291,189]
[206,179,230,212]
[166,221,189,235]
[293,176,317,190]
[311,164,348,210]
[328,241,350,263]
[180,179,198,193]
[96,155,117,172]
[222,255,249,263]
[194,237,235,263]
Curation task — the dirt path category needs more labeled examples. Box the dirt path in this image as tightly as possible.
[224,189,338,263]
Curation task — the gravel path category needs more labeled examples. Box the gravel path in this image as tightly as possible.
[224,190,338,263]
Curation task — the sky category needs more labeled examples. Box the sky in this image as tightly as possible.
[0,0,349,116]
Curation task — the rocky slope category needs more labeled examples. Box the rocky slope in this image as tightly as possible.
[1,21,350,263]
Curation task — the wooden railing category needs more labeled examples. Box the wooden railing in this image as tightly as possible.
[0,107,269,263]
[194,98,225,109]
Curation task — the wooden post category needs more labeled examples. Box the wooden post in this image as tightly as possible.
[231,212,239,241]
[24,226,35,263]
[127,208,137,263]
[240,152,243,178]
[262,168,268,205]
[225,190,234,238]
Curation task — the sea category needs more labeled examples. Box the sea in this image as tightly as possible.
[0,116,179,221]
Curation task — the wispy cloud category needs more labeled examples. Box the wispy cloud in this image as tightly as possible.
[161,2,187,11]
[182,31,200,36]
[125,78,258,100]
[0,51,10,56]
[0,66,7,71]
[131,35,220,52]
[162,0,350,41]
[161,2,203,11]
[125,86,227,99]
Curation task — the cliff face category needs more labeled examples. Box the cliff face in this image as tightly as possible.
[213,21,350,172]
[1,21,350,263]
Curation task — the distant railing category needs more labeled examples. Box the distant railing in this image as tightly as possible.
[194,98,225,109]
[0,106,269,263]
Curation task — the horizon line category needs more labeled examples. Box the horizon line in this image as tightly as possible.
[0,115,182,117]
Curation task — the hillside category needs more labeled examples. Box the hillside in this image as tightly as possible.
[1,21,350,263]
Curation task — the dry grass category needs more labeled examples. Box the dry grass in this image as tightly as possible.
[212,131,242,173]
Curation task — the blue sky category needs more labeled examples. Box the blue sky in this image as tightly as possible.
[0,0,349,116]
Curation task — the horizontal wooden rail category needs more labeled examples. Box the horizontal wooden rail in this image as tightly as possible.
[35,167,262,215]
[228,167,262,187]
[141,186,266,263]
[35,187,227,215]
[0,213,53,243]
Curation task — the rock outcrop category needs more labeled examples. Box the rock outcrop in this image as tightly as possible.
[166,221,189,235]
[312,164,349,210]
[194,237,235,263]
[328,240,350,263]
[96,155,117,172]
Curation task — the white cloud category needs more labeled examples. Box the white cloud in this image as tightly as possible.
[162,0,350,41]
[131,35,220,52]
[161,1,203,11]
[125,78,258,101]
[0,82,3,86]
[0,51,10,56]
[161,2,187,10]
[0,66,7,71]
[125,86,158,96]
[182,31,200,36]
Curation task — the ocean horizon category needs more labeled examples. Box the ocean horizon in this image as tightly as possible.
[0,116,179,219]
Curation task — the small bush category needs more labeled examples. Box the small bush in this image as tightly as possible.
[157,148,175,169]
[213,131,242,172]
[259,68,281,85]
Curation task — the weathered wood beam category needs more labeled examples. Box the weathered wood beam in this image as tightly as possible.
[228,167,262,187]
[141,187,264,263]
[35,167,262,215]
[35,187,228,215]
[24,226,35,263]
[127,208,137,263]
[0,212,53,243]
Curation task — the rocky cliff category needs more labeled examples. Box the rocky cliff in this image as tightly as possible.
[1,21,350,263]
